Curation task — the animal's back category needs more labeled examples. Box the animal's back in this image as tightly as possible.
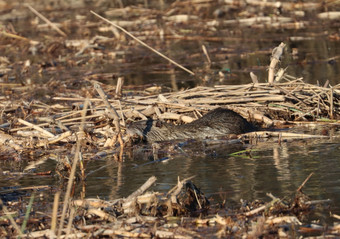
[173,108,254,139]
[127,108,254,142]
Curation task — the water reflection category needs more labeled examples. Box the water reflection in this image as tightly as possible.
[114,36,340,91]
[80,137,340,219]
[1,136,339,222]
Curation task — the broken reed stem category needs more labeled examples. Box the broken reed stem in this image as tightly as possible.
[118,134,124,160]
[202,45,211,65]
[330,87,334,119]
[297,172,314,192]
[87,208,116,222]
[57,131,81,237]
[250,72,259,84]
[26,4,67,37]
[94,83,124,155]
[94,83,121,133]
[193,189,202,209]
[51,191,60,234]
[0,30,39,44]
[90,10,195,76]
[79,99,90,180]
[10,113,102,132]
[118,100,125,127]
[268,42,286,85]
[57,99,89,237]
[65,207,75,238]
[17,118,55,138]
[167,176,196,196]
[115,76,124,98]
[244,197,280,217]
[36,131,72,147]
[317,95,320,118]
[126,176,157,201]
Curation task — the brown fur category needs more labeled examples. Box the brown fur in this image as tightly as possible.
[127,108,255,142]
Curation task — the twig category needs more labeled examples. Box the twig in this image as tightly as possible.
[94,83,121,133]
[36,131,72,147]
[10,114,103,132]
[193,189,202,209]
[331,213,340,220]
[244,197,280,216]
[244,131,327,139]
[297,172,314,192]
[26,4,67,37]
[0,30,39,45]
[132,157,170,169]
[17,118,55,138]
[244,204,266,216]
[126,176,157,201]
[167,176,196,196]
[265,216,302,225]
[86,161,116,177]
[94,82,124,154]
[305,199,332,205]
[87,208,116,222]
[90,10,195,76]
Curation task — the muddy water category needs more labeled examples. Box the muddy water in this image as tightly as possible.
[84,137,340,219]
[2,3,340,89]
[45,35,340,89]
[118,35,340,88]
[2,135,339,223]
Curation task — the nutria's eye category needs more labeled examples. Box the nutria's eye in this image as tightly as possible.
[155,121,162,127]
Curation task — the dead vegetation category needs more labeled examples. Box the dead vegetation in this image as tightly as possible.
[1,52,340,160]
[1,174,338,238]
[1,0,340,238]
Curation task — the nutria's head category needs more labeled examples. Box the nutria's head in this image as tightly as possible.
[126,119,156,142]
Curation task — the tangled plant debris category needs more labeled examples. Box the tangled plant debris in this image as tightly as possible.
[1,0,340,238]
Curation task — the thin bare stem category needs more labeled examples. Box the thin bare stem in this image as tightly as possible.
[57,137,81,238]
[26,4,67,37]
[0,30,39,44]
[90,10,195,76]
[65,207,75,238]
[297,172,314,192]
[20,192,35,234]
[51,191,61,234]
[94,83,121,132]
[17,118,55,138]
[57,99,89,238]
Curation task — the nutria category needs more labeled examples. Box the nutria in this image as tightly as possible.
[127,108,255,142]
